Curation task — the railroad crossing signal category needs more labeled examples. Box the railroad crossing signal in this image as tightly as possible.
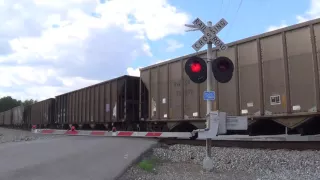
[185,56,234,84]
[212,56,234,83]
[191,18,228,51]
[184,17,234,84]
[185,56,207,84]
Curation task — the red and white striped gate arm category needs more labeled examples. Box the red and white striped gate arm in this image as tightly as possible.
[30,111,222,138]
[31,128,192,138]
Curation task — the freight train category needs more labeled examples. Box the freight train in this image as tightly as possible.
[2,18,320,136]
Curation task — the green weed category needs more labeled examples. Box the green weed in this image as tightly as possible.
[138,157,158,172]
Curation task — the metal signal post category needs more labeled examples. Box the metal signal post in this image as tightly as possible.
[205,21,213,171]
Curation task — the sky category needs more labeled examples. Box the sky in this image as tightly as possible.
[0,0,319,101]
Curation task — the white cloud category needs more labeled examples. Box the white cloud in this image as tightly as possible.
[165,39,184,52]
[0,0,190,101]
[267,0,320,32]
[266,21,288,32]
[126,57,170,77]
[296,0,320,23]
[127,67,141,77]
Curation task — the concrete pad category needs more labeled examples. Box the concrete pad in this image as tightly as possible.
[0,136,158,180]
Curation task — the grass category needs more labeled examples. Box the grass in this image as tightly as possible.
[138,156,159,172]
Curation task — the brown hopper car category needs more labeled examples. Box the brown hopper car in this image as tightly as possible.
[0,112,4,125]
[140,17,320,134]
[3,109,12,126]
[55,75,140,130]
[12,105,24,126]
[27,98,56,128]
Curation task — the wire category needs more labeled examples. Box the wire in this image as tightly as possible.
[217,0,224,18]
[222,0,230,17]
[224,0,244,40]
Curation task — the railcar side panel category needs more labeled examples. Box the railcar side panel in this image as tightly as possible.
[111,80,118,122]
[313,23,320,111]
[31,103,40,125]
[99,84,105,123]
[169,61,183,120]
[238,40,261,116]
[150,68,158,120]
[75,91,79,124]
[12,105,24,126]
[57,95,67,124]
[71,92,75,124]
[286,27,316,113]
[63,95,67,124]
[55,96,60,124]
[67,93,72,124]
[105,82,111,122]
[260,33,287,114]
[46,99,53,125]
[159,65,169,120]
[41,101,46,124]
[85,88,90,124]
[0,112,4,125]
[93,85,99,123]
[81,89,85,124]
[89,87,94,123]
[23,105,31,127]
[4,109,12,125]
[140,70,150,120]
[69,92,73,124]
[125,77,140,123]
[117,78,125,121]
[72,92,76,124]
[68,92,72,124]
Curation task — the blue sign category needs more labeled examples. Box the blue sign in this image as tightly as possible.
[203,91,215,101]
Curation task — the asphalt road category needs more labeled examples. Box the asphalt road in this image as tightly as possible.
[0,136,158,180]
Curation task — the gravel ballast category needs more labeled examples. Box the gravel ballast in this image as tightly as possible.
[120,144,320,180]
[0,127,60,144]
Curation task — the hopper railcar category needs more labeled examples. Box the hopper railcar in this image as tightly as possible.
[54,75,141,131]
[139,17,320,135]
[0,98,55,130]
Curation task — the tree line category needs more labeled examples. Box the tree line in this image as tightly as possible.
[0,96,37,113]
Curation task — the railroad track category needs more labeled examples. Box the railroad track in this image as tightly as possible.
[159,139,320,151]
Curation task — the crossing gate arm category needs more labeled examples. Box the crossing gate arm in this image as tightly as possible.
[31,128,193,138]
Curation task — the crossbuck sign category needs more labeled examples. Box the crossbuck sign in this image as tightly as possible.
[191,18,228,51]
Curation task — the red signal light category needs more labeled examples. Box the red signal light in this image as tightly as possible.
[185,56,207,84]
[191,62,202,73]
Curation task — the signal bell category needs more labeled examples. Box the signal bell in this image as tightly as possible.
[212,56,234,83]
[185,56,207,84]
